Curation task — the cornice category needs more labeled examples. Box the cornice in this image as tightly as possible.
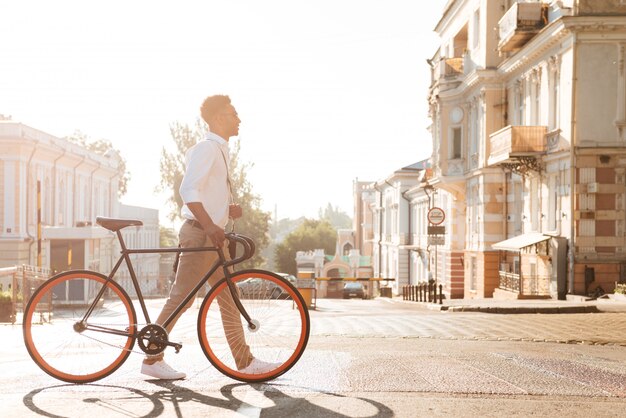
[499,19,570,75]
[500,16,626,75]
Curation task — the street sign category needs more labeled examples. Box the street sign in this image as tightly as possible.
[428,225,445,235]
[427,207,446,225]
[428,235,445,245]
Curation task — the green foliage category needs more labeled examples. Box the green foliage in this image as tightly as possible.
[615,283,626,295]
[0,291,12,303]
[273,219,336,275]
[65,130,130,196]
[318,203,352,229]
[159,226,178,248]
[158,120,270,268]
[156,121,203,221]
[227,139,271,269]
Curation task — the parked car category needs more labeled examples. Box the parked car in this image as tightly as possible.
[276,273,297,286]
[343,281,366,299]
[237,277,285,299]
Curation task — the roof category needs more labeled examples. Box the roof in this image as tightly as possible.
[492,233,550,252]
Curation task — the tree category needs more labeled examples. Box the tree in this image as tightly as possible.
[318,203,352,229]
[274,219,336,275]
[156,121,202,221]
[158,121,270,268]
[159,225,178,248]
[65,130,130,196]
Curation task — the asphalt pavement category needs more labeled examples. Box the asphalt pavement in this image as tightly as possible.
[2,297,626,417]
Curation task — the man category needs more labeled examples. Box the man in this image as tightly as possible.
[141,95,275,379]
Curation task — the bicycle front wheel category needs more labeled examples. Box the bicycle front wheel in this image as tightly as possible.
[23,270,137,383]
[198,269,310,383]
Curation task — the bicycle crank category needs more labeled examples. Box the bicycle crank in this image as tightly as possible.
[137,324,183,355]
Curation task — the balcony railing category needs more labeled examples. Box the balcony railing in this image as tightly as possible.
[488,125,547,166]
[498,2,547,52]
[498,271,520,293]
[498,271,551,296]
[442,58,463,77]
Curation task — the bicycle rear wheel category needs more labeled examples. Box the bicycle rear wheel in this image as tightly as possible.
[23,270,137,383]
[198,269,310,383]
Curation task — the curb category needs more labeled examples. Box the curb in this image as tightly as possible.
[419,302,601,314]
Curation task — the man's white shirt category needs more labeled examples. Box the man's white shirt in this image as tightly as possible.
[179,131,231,228]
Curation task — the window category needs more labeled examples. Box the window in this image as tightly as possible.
[531,72,541,125]
[549,67,560,130]
[472,9,480,49]
[470,103,478,155]
[451,127,462,159]
[548,174,558,231]
[515,80,525,124]
[530,178,539,231]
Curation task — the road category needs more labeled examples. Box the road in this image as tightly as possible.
[1,298,626,417]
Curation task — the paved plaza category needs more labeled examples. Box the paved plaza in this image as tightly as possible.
[2,297,626,417]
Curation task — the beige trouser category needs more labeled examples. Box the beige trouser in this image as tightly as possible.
[149,221,253,369]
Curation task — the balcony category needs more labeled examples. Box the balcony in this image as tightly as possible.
[498,2,547,53]
[442,58,463,77]
[488,125,547,167]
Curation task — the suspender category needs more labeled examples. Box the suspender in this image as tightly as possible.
[207,136,234,205]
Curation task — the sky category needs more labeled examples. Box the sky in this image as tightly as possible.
[1,0,447,229]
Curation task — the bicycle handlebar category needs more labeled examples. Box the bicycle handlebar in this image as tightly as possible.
[224,233,256,267]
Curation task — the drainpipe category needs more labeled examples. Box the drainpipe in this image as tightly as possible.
[107,169,118,217]
[52,147,67,225]
[401,190,413,285]
[25,142,38,265]
[373,183,383,279]
[568,32,578,295]
[88,162,101,223]
[72,155,87,227]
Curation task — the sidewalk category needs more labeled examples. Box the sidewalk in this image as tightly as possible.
[392,293,626,314]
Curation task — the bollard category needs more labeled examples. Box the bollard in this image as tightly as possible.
[427,282,431,302]
[418,284,423,302]
[403,286,406,301]
[439,284,443,304]
[433,283,437,303]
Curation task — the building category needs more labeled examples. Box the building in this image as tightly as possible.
[296,229,374,298]
[116,204,164,296]
[0,120,162,295]
[427,0,626,299]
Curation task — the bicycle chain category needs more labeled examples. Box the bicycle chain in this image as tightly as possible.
[77,322,168,356]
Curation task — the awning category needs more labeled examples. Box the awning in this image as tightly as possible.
[492,233,550,251]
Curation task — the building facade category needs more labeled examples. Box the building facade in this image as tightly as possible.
[365,162,429,295]
[0,120,163,295]
[428,0,626,299]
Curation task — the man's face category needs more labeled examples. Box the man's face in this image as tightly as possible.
[219,104,241,138]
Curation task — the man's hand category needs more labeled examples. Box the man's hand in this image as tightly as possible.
[229,204,243,220]
[204,223,226,247]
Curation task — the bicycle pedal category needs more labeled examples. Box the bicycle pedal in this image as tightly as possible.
[172,343,182,353]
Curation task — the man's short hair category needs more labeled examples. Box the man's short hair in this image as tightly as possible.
[200,95,231,125]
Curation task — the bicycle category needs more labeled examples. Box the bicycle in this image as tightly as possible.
[22,216,310,384]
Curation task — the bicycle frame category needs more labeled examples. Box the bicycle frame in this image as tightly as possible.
[80,228,255,341]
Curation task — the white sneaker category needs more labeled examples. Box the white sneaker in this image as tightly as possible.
[239,358,281,375]
[141,360,186,380]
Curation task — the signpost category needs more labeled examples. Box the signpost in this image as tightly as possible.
[427,207,445,225]
[427,207,446,291]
